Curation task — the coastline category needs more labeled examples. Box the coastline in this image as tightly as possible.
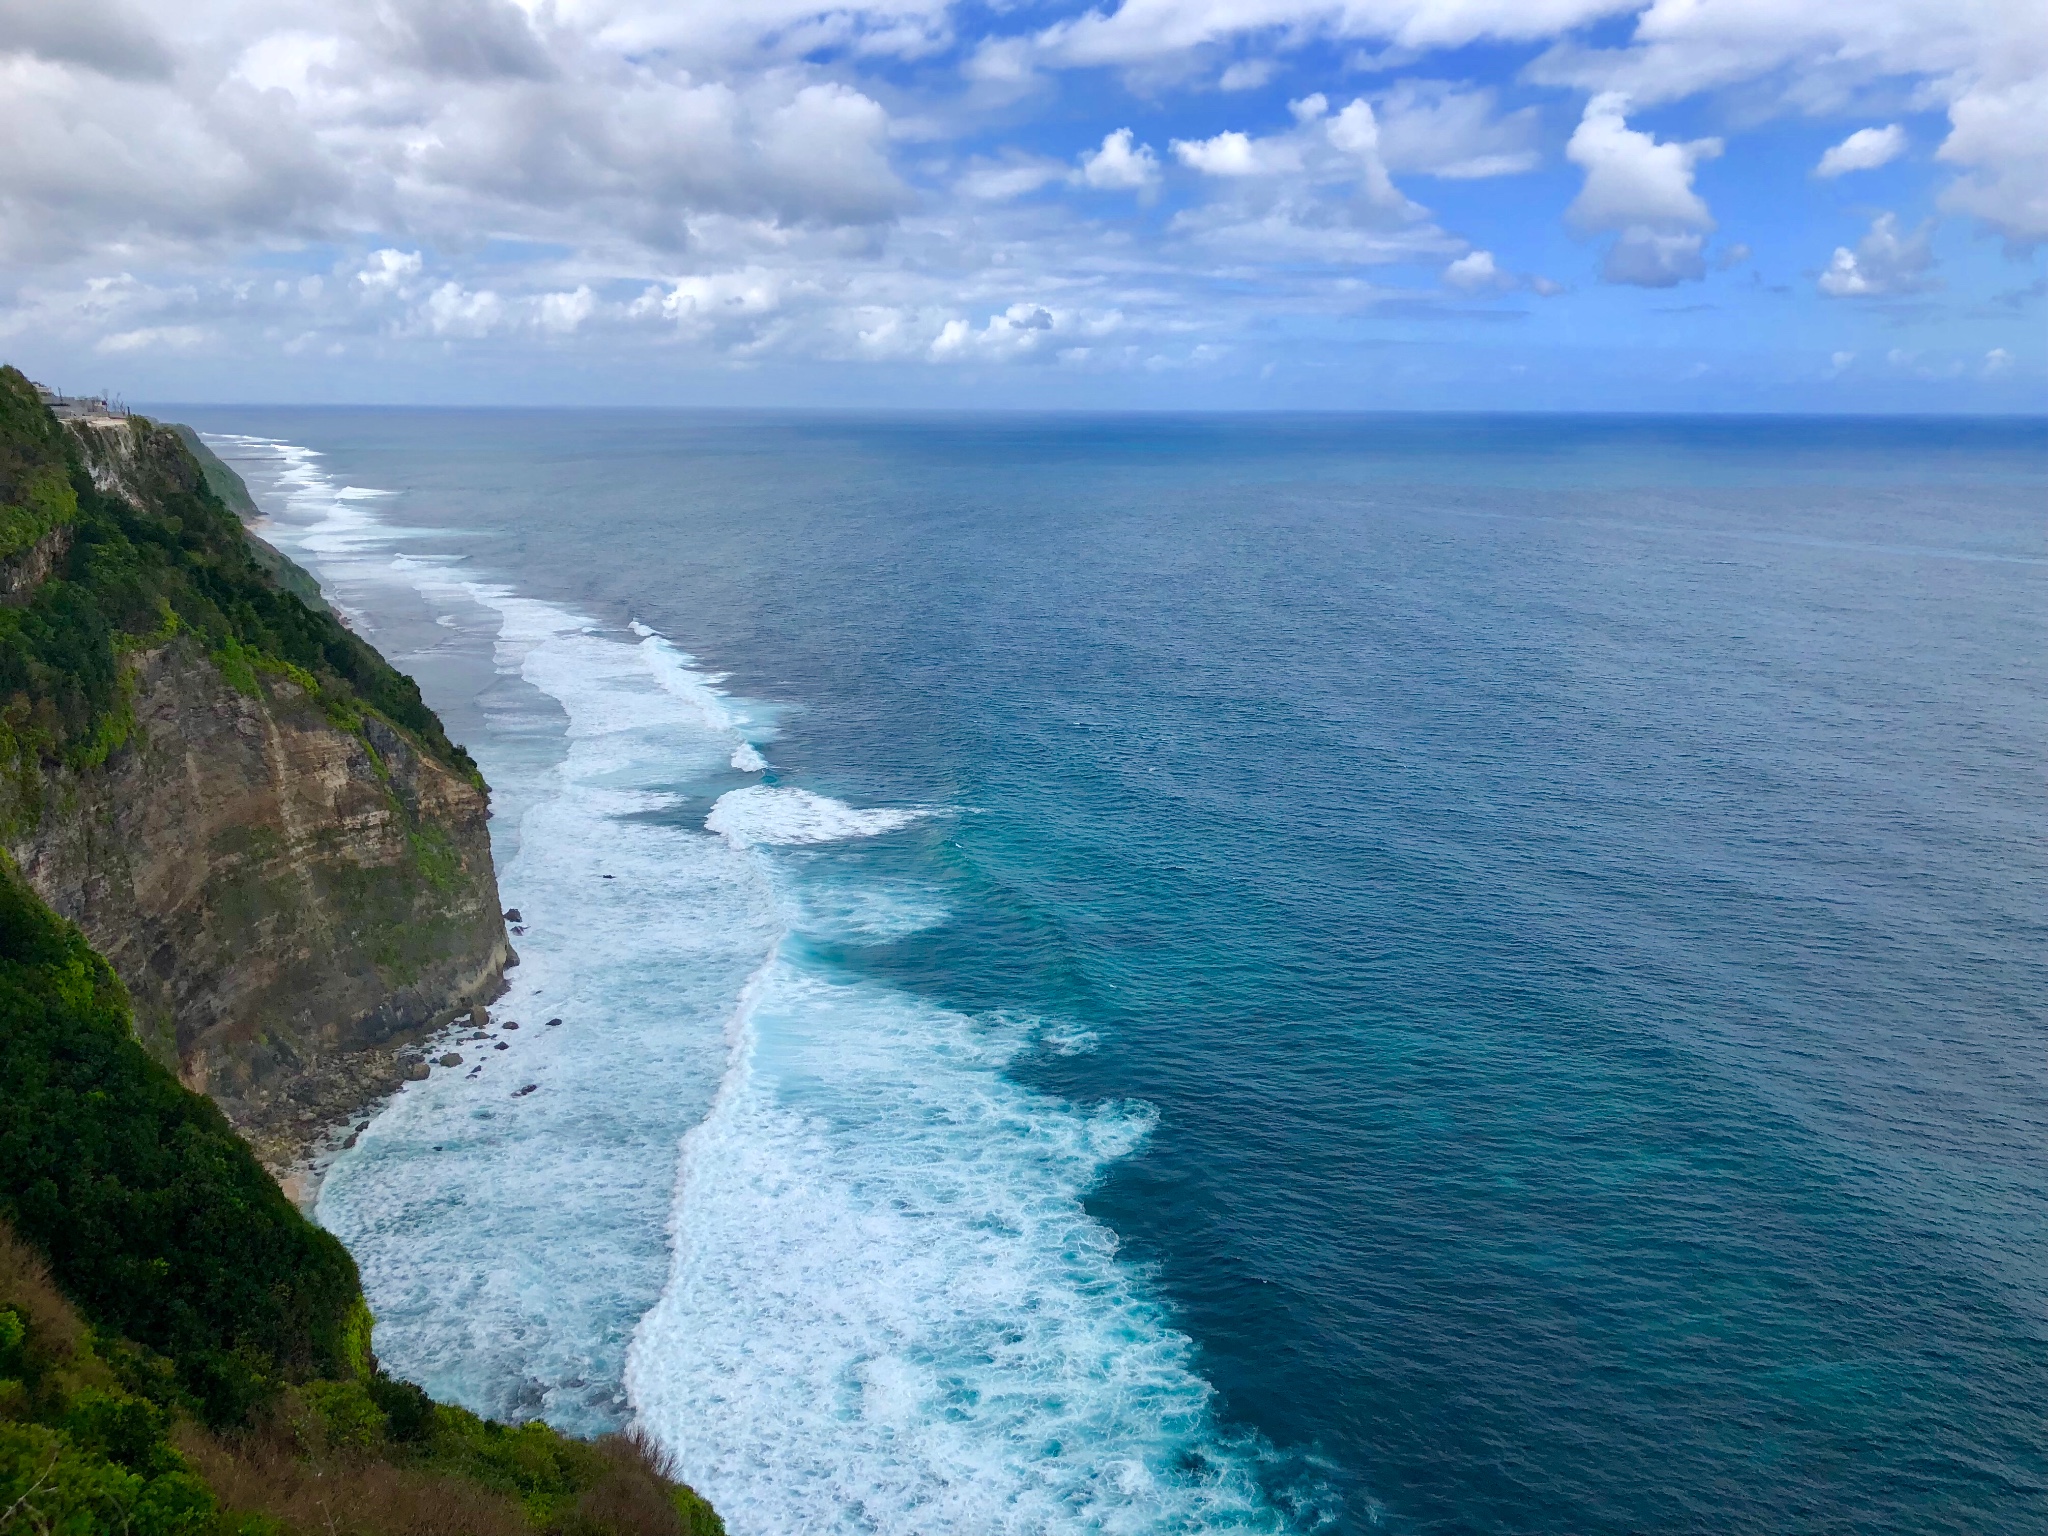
[266,998,514,1212]
[199,413,1298,1526]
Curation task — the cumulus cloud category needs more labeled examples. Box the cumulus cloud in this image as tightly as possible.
[634,270,786,336]
[1008,0,2048,247]
[4,0,2041,385]
[1174,95,1414,206]
[1075,128,1161,191]
[922,302,1130,364]
[535,286,596,334]
[1442,249,1514,291]
[0,1,911,268]
[1527,0,2048,244]
[1817,212,1937,296]
[1566,94,1719,232]
[1565,93,1722,285]
[1938,73,2048,247]
[358,249,423,295]
[1166,94,1445,263]
[1174,129,1302,177]
[420,282,505,337]
[1816,124,1906,177]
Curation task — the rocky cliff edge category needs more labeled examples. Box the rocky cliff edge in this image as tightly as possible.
[0,367,510,1174]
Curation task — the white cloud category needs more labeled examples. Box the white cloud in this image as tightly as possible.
[635,270,786,335]
[1982,346,2012,375]
[1829,349,1855,374]
[1218,58,1276,90]
[0,4,913,270]
[2,0,2040,390]
[1018,1,2043,246]
[535,286,596,333]
[926,302,1124,364]
[1175,97,1415,206]
[1566,94,1720,233]
[1174,130,1302,177]
[1028,0,1633,68]
[358,249,423,295]
[1324,99,1413,209]
[1527,0,2048,244]
[1817,212,1936,296]
[957,156,1067,201]
[420,282,505,336]
[95,324,208,354]
[962,35,1036,84]
[1938,72,2048,247]
[1375,80,1541,179]
[1166,94,1441,263]
[1816,124,1906,177]
[1604,230,1706,286]
[1443,249,1513,290]
[1565,93,1722,286]
[1075,128,1161,191]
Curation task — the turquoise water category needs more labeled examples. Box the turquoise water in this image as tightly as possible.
[185,410,2047,1534]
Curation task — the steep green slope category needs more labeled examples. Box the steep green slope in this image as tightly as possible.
[0,772,722,1536]
[0,364,477,809]
[170,425,333,616]
[0,853,366,1426]
[0,372,76,563]
[0,368,724,1534]
[0,367,509,1147]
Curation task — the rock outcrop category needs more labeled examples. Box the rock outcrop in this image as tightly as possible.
[0,367,509,1172]
[9,638,509,1163]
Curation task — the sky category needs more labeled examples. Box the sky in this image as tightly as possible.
[1,0,2043,411]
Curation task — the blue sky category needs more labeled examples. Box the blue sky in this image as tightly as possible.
[1,0,2041,410]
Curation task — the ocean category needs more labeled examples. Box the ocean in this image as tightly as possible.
[180,409,2047,1535]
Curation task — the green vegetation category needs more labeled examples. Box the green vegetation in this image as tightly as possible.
[0,375,77,564]
[170,427,334,617]
[0,370,724,1534]
[0,852,365,1426]
[168,429,258,523]
[0,861,724,1535]
[0,366,479,814]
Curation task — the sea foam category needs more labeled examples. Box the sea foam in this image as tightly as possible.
[208,431,1287,1533]
[705,784,930,849]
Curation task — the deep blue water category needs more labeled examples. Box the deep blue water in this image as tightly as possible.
[179,409,2048,1535]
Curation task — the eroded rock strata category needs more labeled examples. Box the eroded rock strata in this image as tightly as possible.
[0,369,509,1172]
[10,638,509,1163]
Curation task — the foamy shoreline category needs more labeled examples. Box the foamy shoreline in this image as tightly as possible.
[205,423,1288,1533]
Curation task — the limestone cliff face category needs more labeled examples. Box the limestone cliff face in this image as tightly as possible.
[9,640,509,1154]
[0,380,509,1170]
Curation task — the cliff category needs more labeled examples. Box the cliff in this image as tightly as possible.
[0,368,510,1171]
[0,852,722,1534]
[0,368,728,1532]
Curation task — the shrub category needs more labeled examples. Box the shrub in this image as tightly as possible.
[0,856,365,1424]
